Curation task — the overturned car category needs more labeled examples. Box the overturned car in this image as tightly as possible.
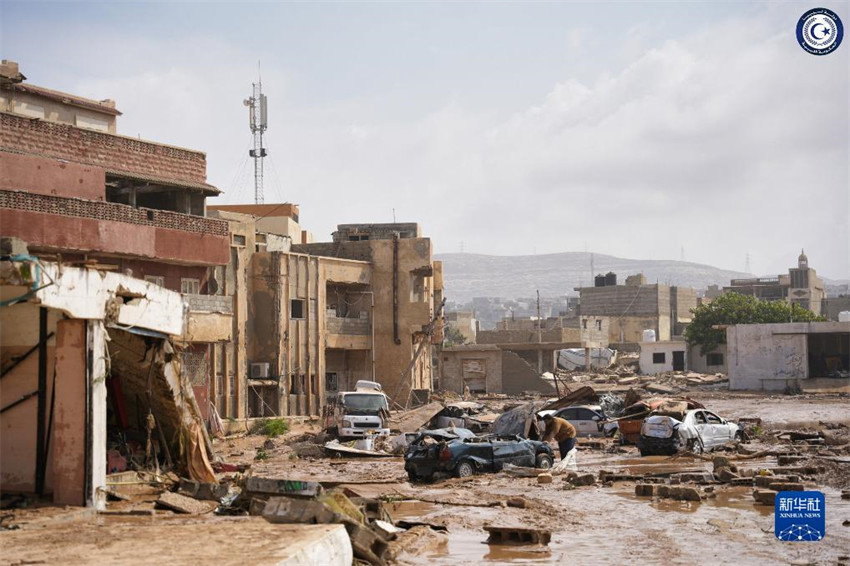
[404,428,553,482]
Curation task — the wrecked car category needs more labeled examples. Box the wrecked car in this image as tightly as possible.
[431,402,493,433]
[537,404,619,438]
[404,428,553,481]
[638,409,742,456]
[617,398,705,445]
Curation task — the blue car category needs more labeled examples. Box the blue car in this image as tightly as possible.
[404,428,554,482]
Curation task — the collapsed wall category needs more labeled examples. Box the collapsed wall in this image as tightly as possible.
[501,351,556,396]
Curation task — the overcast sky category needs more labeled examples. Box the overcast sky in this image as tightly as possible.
[2,1,848,279]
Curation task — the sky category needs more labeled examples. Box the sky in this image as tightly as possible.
[1,1,848,280]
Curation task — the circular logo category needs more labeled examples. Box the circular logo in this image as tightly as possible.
[797,8,844,55]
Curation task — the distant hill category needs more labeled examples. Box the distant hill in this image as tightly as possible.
[436,252,752,303]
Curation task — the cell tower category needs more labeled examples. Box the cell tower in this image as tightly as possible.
[244,70,268,204]
[745,252,751,273]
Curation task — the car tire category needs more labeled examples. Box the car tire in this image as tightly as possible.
[535,453,553,470]
[455,460,475,478]
[407,470,419,482]
[690,438,704,455]
[734,431,744,443]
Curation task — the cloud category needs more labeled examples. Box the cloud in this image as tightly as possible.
[25,4,845,279]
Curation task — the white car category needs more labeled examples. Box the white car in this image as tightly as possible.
[638,409,742,456]
[537,405,619,438]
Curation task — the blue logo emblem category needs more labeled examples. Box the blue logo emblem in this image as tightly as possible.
[797,8,844,55]
[775,491,825,541]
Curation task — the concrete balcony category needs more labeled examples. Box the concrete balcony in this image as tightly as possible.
[325,314,371,350]
[0,190,229,266]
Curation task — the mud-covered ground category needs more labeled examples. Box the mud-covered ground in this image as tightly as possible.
[2,392,849,565]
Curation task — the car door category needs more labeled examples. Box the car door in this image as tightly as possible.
[704,411,729,447]
[491,437,533,469]
[575,408,602,437]
[691,410,711,447]
[556,408,585,436]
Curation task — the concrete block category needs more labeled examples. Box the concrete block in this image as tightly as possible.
[756,475,789,488]
[716,468,740,483]
[767,482,805,492]
[262,497,338,524]
[569,473,596,487]
[537,473,553,484]
[635,484,655,497]
[506,497,529,508]
[753,489,777,506]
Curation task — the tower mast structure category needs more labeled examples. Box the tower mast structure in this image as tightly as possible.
[245,73,268,204]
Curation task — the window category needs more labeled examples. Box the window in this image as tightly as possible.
[595,319,602,331]
[694,411,707,424]
[706,412,722,424]
[290,299,305,319]
[325,373,338,392]
[145,275,164,287]
[706,353,724,367]
[652,352,666,364]
[232,234,246,246]
[582,319,588,329]
[181,278,201,295]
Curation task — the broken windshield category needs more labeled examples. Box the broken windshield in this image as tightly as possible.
[342,393,388,414]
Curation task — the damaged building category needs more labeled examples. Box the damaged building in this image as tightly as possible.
[200,213,445,417]
[1,62,225,506]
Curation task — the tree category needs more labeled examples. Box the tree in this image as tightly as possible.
[684,293,825,355]
[443,325,469,347]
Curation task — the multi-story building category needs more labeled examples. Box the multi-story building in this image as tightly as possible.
[575,273,697,345]
[1,61,227,506]
[201,214,444,417]
[724,250,825,315]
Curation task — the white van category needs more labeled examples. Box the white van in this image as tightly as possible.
[333,381,391,439]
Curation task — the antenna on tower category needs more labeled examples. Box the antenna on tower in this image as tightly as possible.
[680,246,685,261]
[590,253,595,280]
[745,252,751,273]
[244,62,268,204]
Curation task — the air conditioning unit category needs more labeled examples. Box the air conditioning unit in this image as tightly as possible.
[250,363,270,379]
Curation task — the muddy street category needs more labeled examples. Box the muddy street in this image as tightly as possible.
[2,392,848,565]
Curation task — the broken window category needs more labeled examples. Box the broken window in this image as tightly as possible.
[233,234,246,246]
[291,299,305,319]
[181,278,200,295]
[706,353,724,366]
[410,273,427,303]
[652,352,665,364]
[325,373,339,392]
[145,275,164,287]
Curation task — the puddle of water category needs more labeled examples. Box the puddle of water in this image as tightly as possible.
[385,500,441,522]
[612,485,775,516]
[422,528,559,563]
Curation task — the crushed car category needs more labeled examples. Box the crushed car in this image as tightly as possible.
[637,408,742,456]
[404,427,554,481]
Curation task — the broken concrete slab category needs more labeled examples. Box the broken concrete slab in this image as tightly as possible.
[506,497,529,508]
[262,497,340,524]
[245,477,322,497]
[178,478,227,501]
[156,491,217,514]
[767,482,805,492]
[388,402,444,433]
[635,484,655,497]
[645,383,677,395]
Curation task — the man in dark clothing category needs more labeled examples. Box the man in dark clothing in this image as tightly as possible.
[542,413,577,460]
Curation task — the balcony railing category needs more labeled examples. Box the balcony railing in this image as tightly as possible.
[326,314,370,336]
[0,190,228,236]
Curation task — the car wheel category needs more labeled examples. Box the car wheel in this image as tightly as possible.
[535,453,553,470]
[407,470,419,482]
[455,460,475,478]
[734,431,744,443]
[690,438,704,455]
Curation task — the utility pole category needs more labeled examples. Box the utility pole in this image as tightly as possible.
[536,289,543,373]
[244,66,268,204]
